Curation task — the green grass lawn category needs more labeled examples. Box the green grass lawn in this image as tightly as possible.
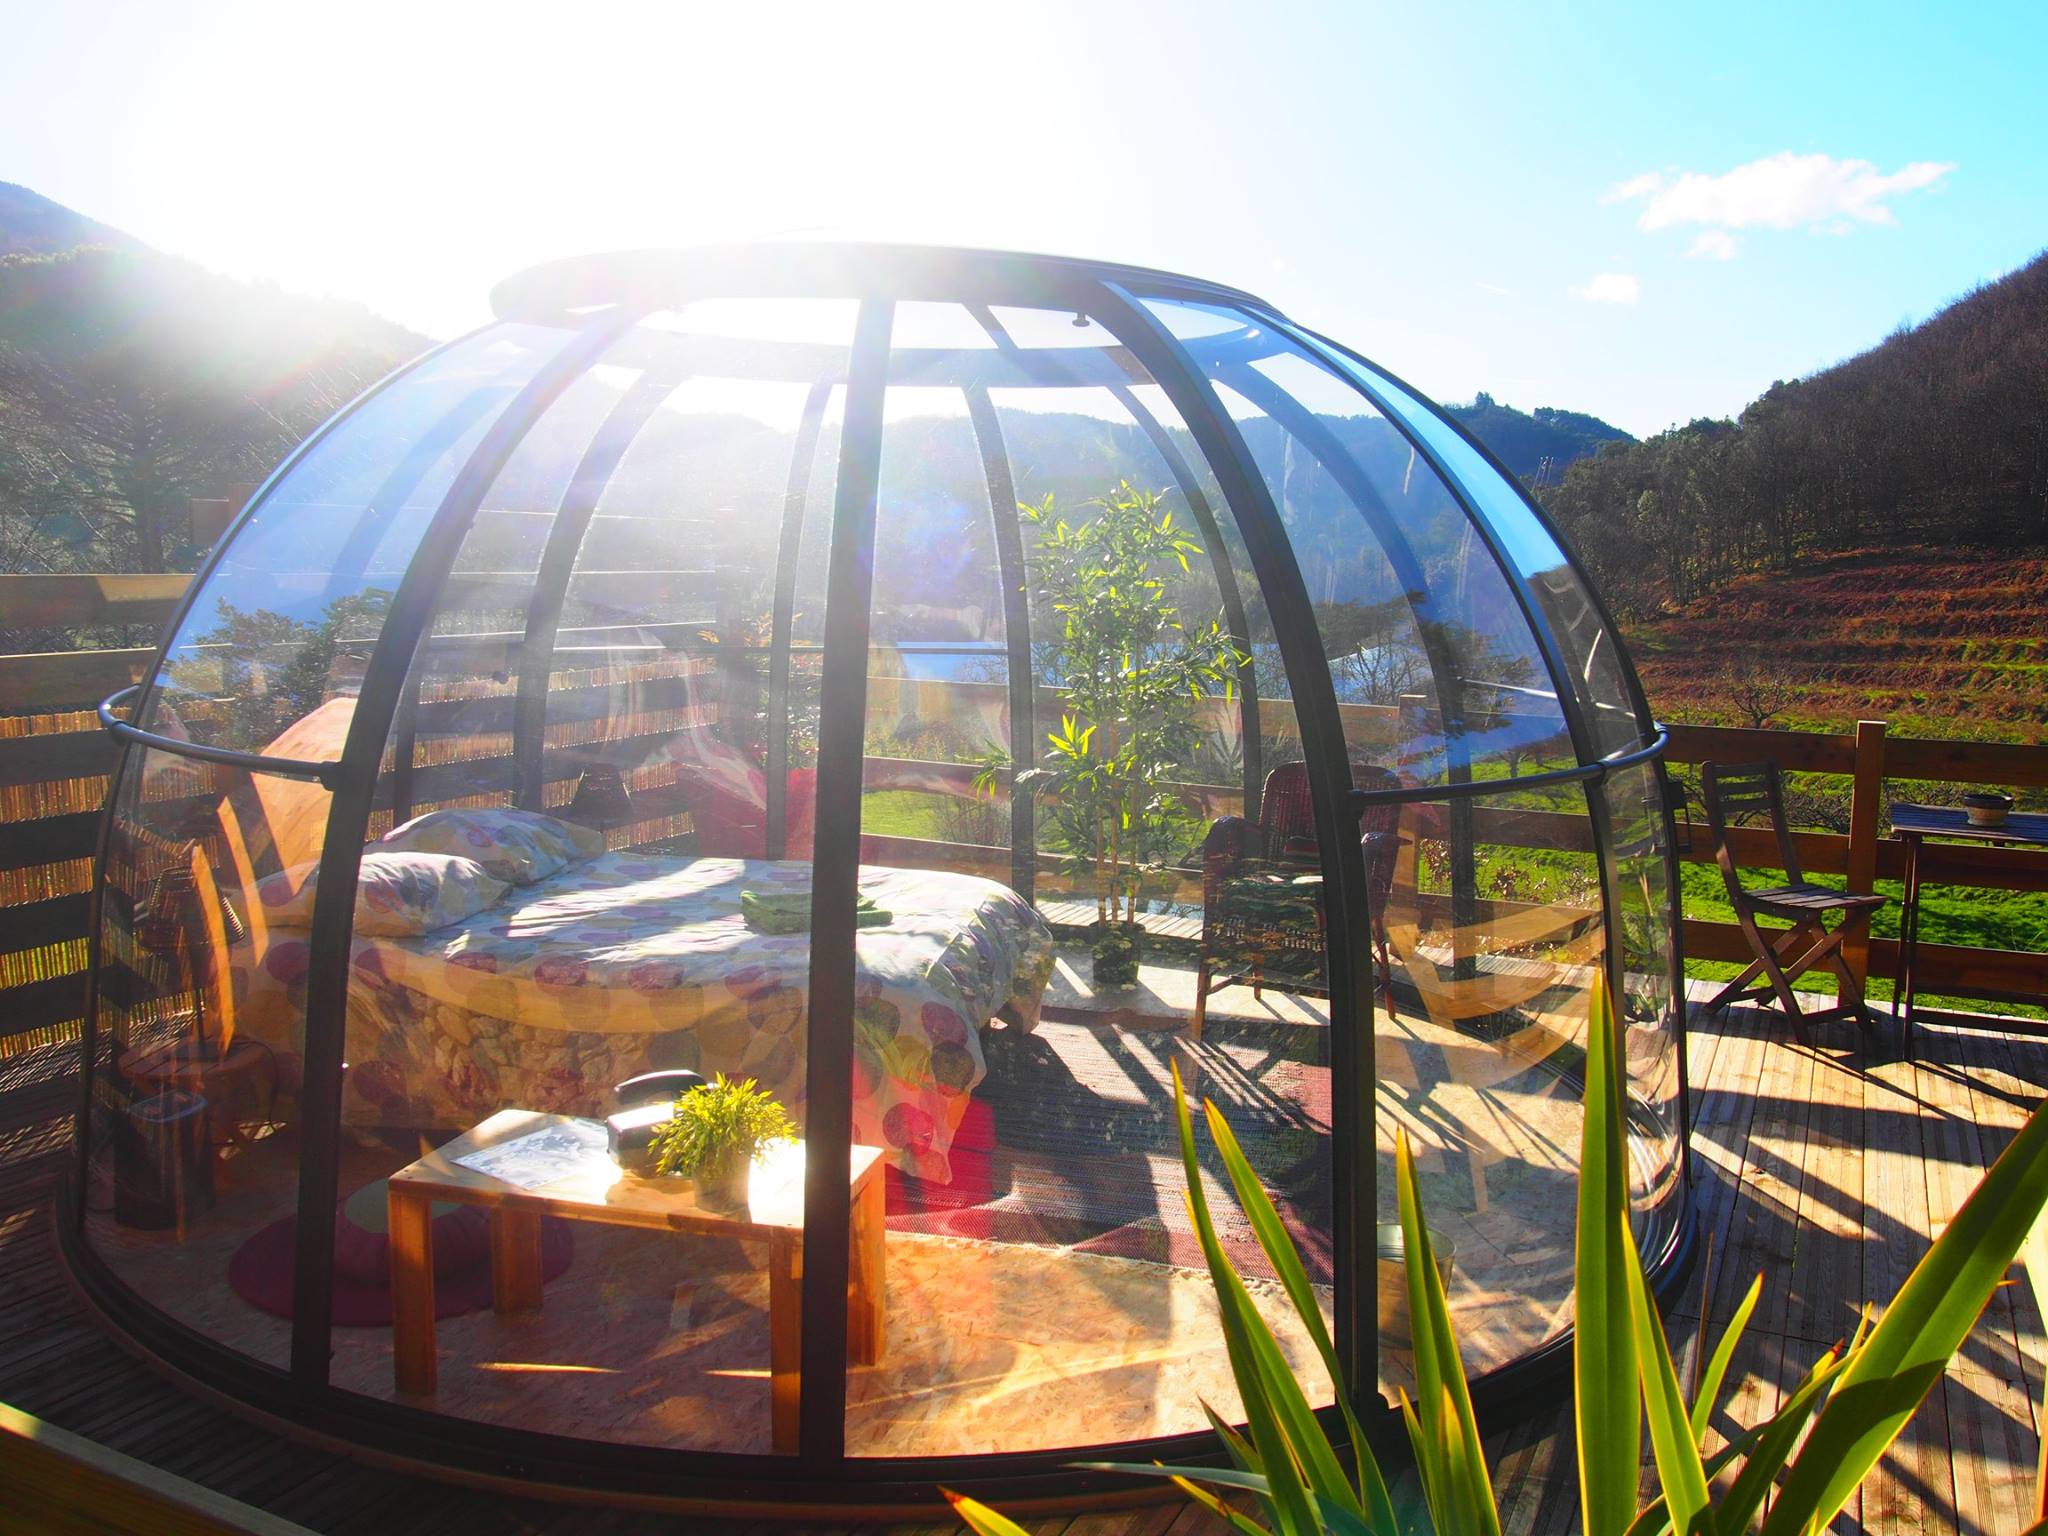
[860,787,2044,1021]
[860,789,951,839]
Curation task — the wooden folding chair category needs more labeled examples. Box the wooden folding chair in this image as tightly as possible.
[1700,759,1887,1041]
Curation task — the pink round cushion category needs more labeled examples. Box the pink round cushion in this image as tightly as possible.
[330,1179,492,1284]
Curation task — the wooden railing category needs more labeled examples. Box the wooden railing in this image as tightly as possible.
[1,571,2043,1059]
[0,1400,315,1535]
[1664,720,2048,1010]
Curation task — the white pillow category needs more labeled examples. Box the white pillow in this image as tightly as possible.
[377,807,606,885]
[255,851,510,936]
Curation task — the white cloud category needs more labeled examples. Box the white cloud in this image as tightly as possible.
[1570,272,1641,305]
[1687,230,1740,261]
[1606,152,1954,234]
[1600,172,1665,207]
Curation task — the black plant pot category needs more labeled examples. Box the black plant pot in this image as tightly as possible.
[113,1088,213,1230]
[1089,921,1143,989]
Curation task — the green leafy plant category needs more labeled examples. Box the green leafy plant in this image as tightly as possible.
[947,973,2048,1534]
[976,480,1241,982]
[647,1073,797,1182]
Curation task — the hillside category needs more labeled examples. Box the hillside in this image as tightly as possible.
[1626,546,2048,742]
[1447,392,1632,482]
[1542,248,2048,618]
[0,182,141,257]
[0,238,425,595]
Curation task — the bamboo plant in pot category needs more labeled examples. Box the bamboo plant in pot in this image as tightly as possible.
[647,1074,798,1211]
[983,481,1241,988]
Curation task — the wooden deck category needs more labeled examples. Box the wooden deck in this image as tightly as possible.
[0,991,2040,1533]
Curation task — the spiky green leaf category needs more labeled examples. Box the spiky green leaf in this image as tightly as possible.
[1397,1131,1500,1535]
[1172,1062,1321,1535]
[1759,1086,2048,1536]
[1205,1102,1396,1527]
[944,1490,1036,1536]
[1620,1428,1769,1536]
[1715,1343,1853,1536]
[1691,1273,1763,1447]
[1624,1218,1715,1536]
[1576,973,1643,1536]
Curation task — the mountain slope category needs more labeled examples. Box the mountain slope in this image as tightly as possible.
[1539,247,2048,616]
[0,182,143,257]
[1628,546,2048,741]
[0,241,426,585]
[1448,392,1633,482]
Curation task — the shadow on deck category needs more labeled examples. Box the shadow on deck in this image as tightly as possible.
[0,989,2040,1534]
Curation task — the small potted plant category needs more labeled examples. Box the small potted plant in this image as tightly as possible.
[647,1074,799,1210]
[1962,789,2014,827]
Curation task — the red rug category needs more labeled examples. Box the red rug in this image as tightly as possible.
[886,1098,997,1216]
[228,1180,573,1327]
[880,1024,1335,1285]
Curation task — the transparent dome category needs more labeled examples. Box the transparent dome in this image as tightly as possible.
[69,245,1690,1509]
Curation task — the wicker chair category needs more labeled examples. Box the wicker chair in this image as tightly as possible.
[1191,762,1400,1039]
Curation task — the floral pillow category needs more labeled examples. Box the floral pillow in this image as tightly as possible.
[256,852,510,936]
[377,807,606,886]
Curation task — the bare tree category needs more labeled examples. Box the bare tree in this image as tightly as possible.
[1716,653,1799,730]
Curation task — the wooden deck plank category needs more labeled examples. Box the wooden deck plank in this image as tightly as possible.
[1058,1504,1187,1536]
[1670,1003,1772,1324]
[1664,988,1734,1326]
[1947,1359,2037,1536]
[1486,1404,1574,1535]
[1752,1033,1828,1344]
[0,999,2045,1531]
[1706,1012,1820,1334]
[1962,1024,2048,1399]
[1979,1024,2048,1500]
[1861,1034,1956,1536]
[1914,1023,2033,1536]
[1941,1024,2045,1534]
[1701,1325,1784,1501]
[1781,1038,1870,1350]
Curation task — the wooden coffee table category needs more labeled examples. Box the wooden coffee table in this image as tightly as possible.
[386,1109,885,1452]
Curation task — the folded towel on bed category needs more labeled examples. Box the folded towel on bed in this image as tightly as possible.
[739,889,892,934]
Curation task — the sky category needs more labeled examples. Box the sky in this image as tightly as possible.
[2,0,2043,437]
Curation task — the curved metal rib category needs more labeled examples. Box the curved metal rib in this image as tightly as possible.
[765,380,835,858]
[1087,278,1380,1415]
[97,686,341,787]
[511,361,692,811]
[289,309,646,1384]
[963,386,1037,899]
[797,297,896,1460]
[1346,725,1671,809]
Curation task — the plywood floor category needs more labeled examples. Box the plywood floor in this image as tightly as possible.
[80,1001,1568,1451]
[1,988,2043,1532]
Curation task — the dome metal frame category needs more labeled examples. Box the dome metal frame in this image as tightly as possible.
[65,243,1694,1512]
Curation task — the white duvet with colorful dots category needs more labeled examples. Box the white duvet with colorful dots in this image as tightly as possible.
[234,853,1055,1184]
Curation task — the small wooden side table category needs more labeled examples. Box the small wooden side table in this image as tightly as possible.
[386,1109,885,1453]
[1888,803,2048,1049]
[118,1036,277,1154]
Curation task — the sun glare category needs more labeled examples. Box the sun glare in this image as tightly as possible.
[130,2,1078,343]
